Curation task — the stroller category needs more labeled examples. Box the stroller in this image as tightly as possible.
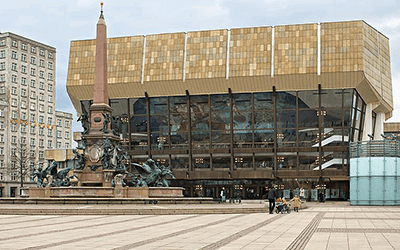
[275,200,291,214]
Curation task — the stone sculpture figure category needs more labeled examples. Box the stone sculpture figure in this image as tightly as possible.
[157,165,175,187]
[101,138,114,169]
[47,160,77,187]
[112,115,122,136]
[100,113,111,133]
[115,151,129,174]
[79,138,87,150]
[31,166,48,187]
[131,159,175,187]
[73,149,87,170]
[112,173,125,187]
[77,109,90,135]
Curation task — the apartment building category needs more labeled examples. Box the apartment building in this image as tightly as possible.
[0,32,72,197]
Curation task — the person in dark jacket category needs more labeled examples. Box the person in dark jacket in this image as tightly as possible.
[267,186,277,214]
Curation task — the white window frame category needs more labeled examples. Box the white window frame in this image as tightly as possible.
[11,98,17,107]
[11,62,17,71]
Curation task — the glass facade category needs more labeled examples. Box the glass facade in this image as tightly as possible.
[81,88,366,200]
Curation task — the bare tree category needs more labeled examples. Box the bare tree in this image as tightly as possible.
[9,137,36,192]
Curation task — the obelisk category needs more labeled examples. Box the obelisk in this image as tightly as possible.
[89,2,113,131]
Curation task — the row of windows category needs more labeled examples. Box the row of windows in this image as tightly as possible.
[10,87,53,100]
[4,70,54,81]
[0,78,53,91]
[10,137,54,148]
[0,73,54,84]
[0,142,69,158]
[4,124,69,136]
[0,51,54,68]
[4,123,54,135]
[0,149,45,161]
[7,61,53,73]
[0,172,36,182]
[56,119,70,128]
[8,102,53,113]
[0,39,53,59]
[4,113,54,124]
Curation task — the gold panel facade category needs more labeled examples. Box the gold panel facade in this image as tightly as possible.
[274,24,318,75]
[108,36,143,84]
[144,33,184,82]
[229,27,272,77]
[321,21,363,73]
[186,29,228,79]
[67,40,96,86]
[362,22,392,108]
[67,36,143,87]
[66,21,392,115]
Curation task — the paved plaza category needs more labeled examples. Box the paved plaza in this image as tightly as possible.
[0,202,399,250]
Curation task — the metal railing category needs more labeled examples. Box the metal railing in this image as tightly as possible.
[350,140,400,158]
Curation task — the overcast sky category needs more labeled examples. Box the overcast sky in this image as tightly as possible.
[1,0,399,133]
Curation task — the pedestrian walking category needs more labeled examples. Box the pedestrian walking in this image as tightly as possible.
[289,194,301,212]
[220,187,226,203]
[267,186,277,214]
[299,187,305,200]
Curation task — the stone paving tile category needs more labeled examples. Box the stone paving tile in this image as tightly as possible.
[1,203,400,250]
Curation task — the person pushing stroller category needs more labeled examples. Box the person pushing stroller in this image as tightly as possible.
[275,197,290,213]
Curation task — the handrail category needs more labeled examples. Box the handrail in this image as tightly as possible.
[350,140,400,158]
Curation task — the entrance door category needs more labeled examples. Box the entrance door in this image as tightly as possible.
[0,187,3,197]
[10,187,16,197]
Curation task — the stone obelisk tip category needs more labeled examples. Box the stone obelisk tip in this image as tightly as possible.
[99,2,104,19]
[93,2,108,105]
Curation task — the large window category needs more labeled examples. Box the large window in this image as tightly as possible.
[82,88,359,172]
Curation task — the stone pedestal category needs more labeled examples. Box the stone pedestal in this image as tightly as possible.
[149,187,185,198]
[102,169,115,187]
[126,187,149,198]
[50,187,114,198]
[20,187,30,198]
[29,187,51,198]
[74,169,103,186]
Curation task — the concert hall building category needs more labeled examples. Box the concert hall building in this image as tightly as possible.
[66,20,393,200]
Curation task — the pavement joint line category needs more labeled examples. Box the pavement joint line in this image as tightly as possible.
[0,205,268,215]
[0,215,64,226]
[322,217,400,220]
[112,214,248,250]
[286,212,325,250]
[20,215,201,250]
[0,215,155,242]
[0,215,111,232]
[316,228,400,233]
[0,215,31,221]
[197,214,283,250]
